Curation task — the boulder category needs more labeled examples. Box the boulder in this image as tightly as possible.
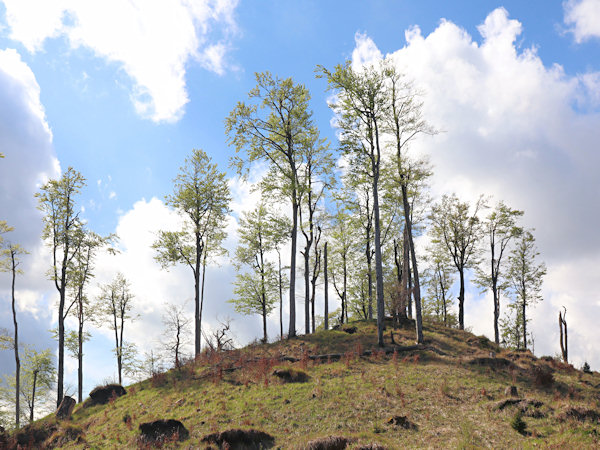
[139,419,189,443]
[201,429,275,449]
[56,395,76,420]
[88,384,126,405]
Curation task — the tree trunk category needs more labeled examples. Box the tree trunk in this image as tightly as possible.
[458,268,465,330]
[289,196,298,338]
[11,255,20,428]
[278,251,283,338]
[57,290,65,407]
[304,247,310,334]
[324,243,329,331]
[491,239,500,345]
[78,320,83,403]
[401,183,422,343]
[372,172,385,347]
[30,370,38,423]
[522,296,527,351]
[194,232,202,357]
[199,243,208,352]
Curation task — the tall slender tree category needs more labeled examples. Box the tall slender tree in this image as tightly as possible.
[1,240,27,428]
[506,230,546,351]
[153,149,231,357]
[227,72,318,338]
[429,194,485,330]
[318,62,389,346]
[475,201,523,344]
[67,230,112,402]
[36,167,85,406]
[97,273,136,385]
[230,201,289,342]
[383,64,434,343]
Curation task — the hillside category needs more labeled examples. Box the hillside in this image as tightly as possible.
[4,319,600,449]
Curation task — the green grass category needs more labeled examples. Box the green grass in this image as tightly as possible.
[10,319,600,449]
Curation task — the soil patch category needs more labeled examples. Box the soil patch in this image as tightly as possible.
[305,435,353,450]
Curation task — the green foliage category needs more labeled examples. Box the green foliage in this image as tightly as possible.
[510,410,527,435]
[230,201,289,341]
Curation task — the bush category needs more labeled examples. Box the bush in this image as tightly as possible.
[510,411,527,435]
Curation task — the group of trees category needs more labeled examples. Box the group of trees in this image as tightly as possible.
[0,60,550,430]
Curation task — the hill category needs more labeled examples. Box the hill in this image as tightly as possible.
[4,319,600,448]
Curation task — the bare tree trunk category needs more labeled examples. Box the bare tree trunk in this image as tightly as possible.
[78,319,83,403]
[194,232,202,357]
[30,370,38,423]
[324,243,329,330]
[458,269,465,330]
[304,248,310,334]
[289,196,298,338]
[558,308,568,363]
[522,296,527,351]
[278,251,283,338]
[11,254,20,428]
[200,242,208,352]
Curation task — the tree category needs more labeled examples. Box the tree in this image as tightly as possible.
[0,345,55,424]
[475,201,523,344]
[429,194,485,330]
[1,241,27,427]
[383,63,434,344]
[506,230,546,351]
[298,134,333,334]
[423,244,455,326]
[559,306,568,364]
[36,167,85,406]
[97,273,136,385]
[162,303,192,368]
[318,62,389,346]
[67,230,112,402]
[230,202,289,343]
[227,72,318,338]
[153,149,231,357]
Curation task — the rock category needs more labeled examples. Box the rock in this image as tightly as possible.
[273,368,309,383]
[386,415,418,430]
[139,419,189,443]
[505,386,518,397]
[201,429,275,448]
[56,395,76,419]
[88,384,126,405]
[305,436,352,450]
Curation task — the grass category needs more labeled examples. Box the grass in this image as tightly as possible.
[9,319,600,449]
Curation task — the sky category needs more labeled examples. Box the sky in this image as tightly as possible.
[1,0,600,402]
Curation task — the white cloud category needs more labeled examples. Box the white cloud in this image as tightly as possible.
[564,0,600,42]
[0,0,239,122]
[351,8,600,368]
[0,48,59,376]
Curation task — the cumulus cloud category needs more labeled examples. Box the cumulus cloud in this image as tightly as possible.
[0,48,59,377]
[351,8,600,367]
[564,0,600,42]
[0,0,239,122]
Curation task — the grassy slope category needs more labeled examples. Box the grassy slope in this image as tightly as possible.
[11,320,600,448]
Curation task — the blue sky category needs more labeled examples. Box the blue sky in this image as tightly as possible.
[1,0,600,404]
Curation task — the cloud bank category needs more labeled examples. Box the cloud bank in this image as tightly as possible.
[1,0,239,122]
[564,0,600,42]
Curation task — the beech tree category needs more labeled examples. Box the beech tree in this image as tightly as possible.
[68,229,112,402]
[429,194,485,330]
[475,201,523,344]
[1,240,27,427]
[227,72,319,338]
[36,167,85,406]
[153,149,231,356]
[230,201,289,342]
[506,230,546,351]
[97,273,136,385]
[318,62,389,346]
[162,303,191,368]
[423,244,455,326]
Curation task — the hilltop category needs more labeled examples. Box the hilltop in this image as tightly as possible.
[4,319,600,449]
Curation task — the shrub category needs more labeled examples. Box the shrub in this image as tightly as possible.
[510,411,527,435]
[583,361,592,373]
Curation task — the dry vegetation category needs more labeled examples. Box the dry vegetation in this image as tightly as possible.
[6,319,600,449]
